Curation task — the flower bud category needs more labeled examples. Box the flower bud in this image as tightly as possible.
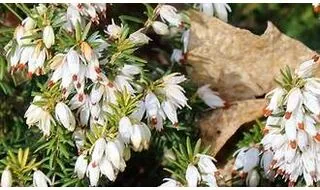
[43,25,55,48]
[74,154,88,179]
[185,164,201,187]
[152,21,169,35]
[129,31,150,45]
[55,102,76,131]
[33,170,51,187]
[1,168,12,187]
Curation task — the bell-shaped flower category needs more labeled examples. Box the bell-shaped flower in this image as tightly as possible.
[157,5,182,27]
[129,31,151,45]
[197,84,225,109]
[43,25,55,48]
[119,116,133,144]
[161,100,178,125]
[285,88,302,119]
[145,92,161,121]
[91,138,107,167]
[246,169,260,187]
[33,170,51,187]
[105,19,122,39]
[243,147,259,173]
[185,164,201,187]
[106,141,121,170]
[212,4,232,22]
[1,168,12,187]
[264,87,285,116]
[99,156,116,181]
[55,102,76,131]
[152,21,169,35]
[202,174,217,187]
[74,154,88,179]
[86,162,100,187]
[197,154,218,174]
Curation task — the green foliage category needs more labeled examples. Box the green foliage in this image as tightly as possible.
[236,120,264,148]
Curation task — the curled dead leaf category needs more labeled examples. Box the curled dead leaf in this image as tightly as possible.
[199,99,266,156]
[186,10,318,101]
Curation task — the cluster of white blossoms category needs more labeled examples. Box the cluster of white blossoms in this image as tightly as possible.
[160,154,220,187]
[1,168,51,187]
[233,147,274,186]
[1,3,194,187]
[261,55,320,186]
[74,137,131,186]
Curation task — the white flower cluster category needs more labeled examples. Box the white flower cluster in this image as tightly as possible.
[160,154,219,187]
[261,55,320,186]
[4,3,190,187]
[75,137,130,186]
[233,147,274,186]
[1,168,51,187]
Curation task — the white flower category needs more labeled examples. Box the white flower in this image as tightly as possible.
[66,49,80,81]
[243,147,259,173]
[246,169,260,187]
[129,31,151,45]
[43,25,55,48]
[197,84,225,109]
[170,49,183,64]
[130,123,151,151]
[159,178,179,187]
[145,92,161,122]
[295,59,318,78]
[260,150,274,175]
[186,164,201,187]
[202,174,217,187]
[131,101,146,121]
[55,102,76,131]
[86,162,100,187]
[152,21,169,35]
[99,156,116,181]
[161,100,178,125]
[284,117,297,149]
[119,116,133,144]
[302,90,320,116]
[157,5,182,27]
[213,4,231,22]
[22,17,36,31]
[233,147,248,171]
[160,73,188,108]
[75,154,88,179]
[264,87,285,116]
[199,3,215,17]
[1,168,12,187]
[106,141,122,170]
[33,170,51,187]
[24,96,55,136]
[91,138,107,167]
[106,19,122,39]
[197,154,218,174]
[285,87,302,120]
[66,5,82,30]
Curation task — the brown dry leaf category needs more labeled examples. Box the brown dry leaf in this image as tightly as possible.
[186,10,318,101]
[199,99,266,156]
